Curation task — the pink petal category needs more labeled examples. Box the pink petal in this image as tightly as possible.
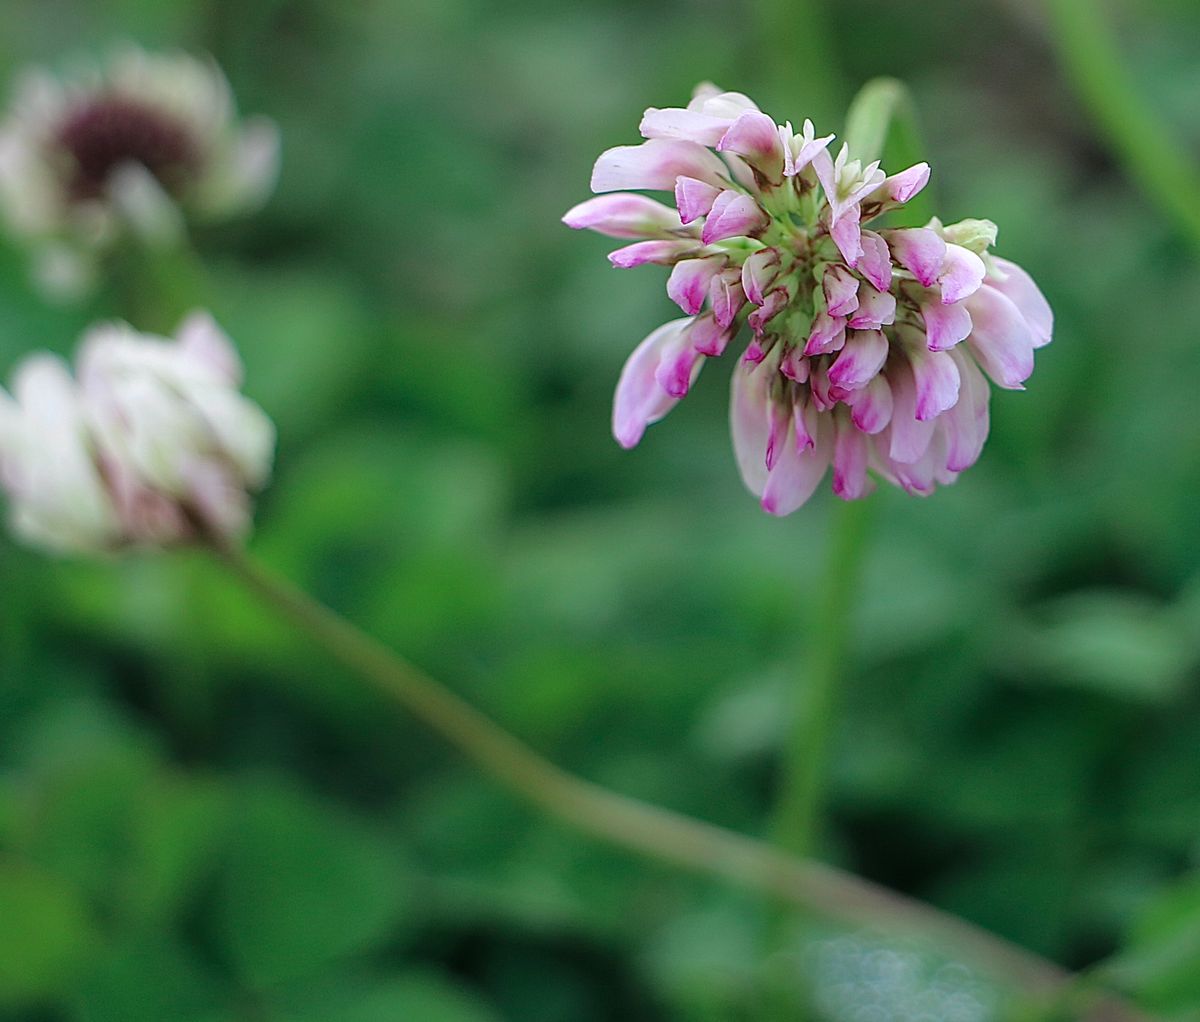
[747,287,789,333]
[709,268,747,329]
[608,239,696,268]
[823,264,861,318]
[848,374,893,434]
[828,329,888,391]
[687,313,733,357]
[938,244,986,304]
[563,194,685,238]
[907,347,961,421]
[761,412,833,515]
[675,177,722,225]
[941,347,991,472]
[858,230,892,292]
[701,190,768,244]
[920,297,973,351]
[805,311,847,356]
[964,285,1036,389]
[741,248,780,305]
[830,203,864,266]
[780,344,809,382]
[988,257,1053,348]
[875,162,930,205]
[640,106,734,146]
[832,417,871,500]
[792,392,816,451]
[847,285,896,330]
[667,257,724,314]
[717,110,785,180]
[886,360,937,463]
[729,359,773,496]
[591,139,729,193]
[886,228,946,287]
[612,319,698,447]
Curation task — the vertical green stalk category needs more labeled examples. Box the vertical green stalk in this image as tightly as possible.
[1046,0,1200,251]
[770,497,873,853]
[768,78,924,855]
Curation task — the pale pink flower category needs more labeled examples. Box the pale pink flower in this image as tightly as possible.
[565,83,1053,514]
[0,312,274,554]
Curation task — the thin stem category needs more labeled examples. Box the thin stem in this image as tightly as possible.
[1045,0,1200,251]
[770,496,873,854]
[209,538,1122,1005]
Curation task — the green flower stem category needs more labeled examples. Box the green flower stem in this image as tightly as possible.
[1046,0,1200,251]
[770,496,873,855]
[209,537,1137,1007]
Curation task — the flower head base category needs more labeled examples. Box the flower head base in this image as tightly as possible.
[0,46,280,298]
[0,312,274,555]
[565,84,1052,515]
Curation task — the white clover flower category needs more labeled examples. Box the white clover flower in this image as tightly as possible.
[0,46,279,299]
[0,312,274,555]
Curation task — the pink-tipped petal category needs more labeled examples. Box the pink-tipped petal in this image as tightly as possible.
[640,107,733,146]
[730,359,772,496]
[848,374,893,434]
[675,176,722,225]
[612,319,699,447]
[761,415,832,515]
[876,162,930,205]
[563,194,685,238]
[792,393,816,451]
[938,244,986,304]
[780,345,809,382]
[886,228,946,287]
[709,269,747,329]
[832,418,871,500]
[907,347,961,421]
[608,239,695,268]
[741,248,780,305]
[858,230,892,292]
[655,340,704,398]
[687,314,733,357]
[591,139,729,193]
[941,347,991,471]
[886,360,937,464]
[701,190,768,244]
[747,287,789,333]
[667,257,724,314]
[805,311,847,356]
[828,329,888,391]
[830,203,864,266]
[847,285,896,330]
[717,110,785,180]
[823,264,861,318]
[964,285,1036,389]
[920,297,973,351]
[989,257,1053,348]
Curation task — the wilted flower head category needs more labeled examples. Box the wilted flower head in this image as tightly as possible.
[0,312,274,555]
[0,46,280,298]
[565,83,1052,514]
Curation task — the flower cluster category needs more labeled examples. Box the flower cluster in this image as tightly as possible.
[0,313,274,554]
[565,84,1052,514]
[0,46,279,298]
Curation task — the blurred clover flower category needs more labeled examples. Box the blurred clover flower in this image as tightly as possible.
[0,312,274,554]
[0,46,279,299]
[565,84,1052,514]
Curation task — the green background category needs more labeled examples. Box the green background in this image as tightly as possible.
[1,0,1200,1018]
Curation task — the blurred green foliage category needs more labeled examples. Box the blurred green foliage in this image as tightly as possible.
[2,0,1200,1019]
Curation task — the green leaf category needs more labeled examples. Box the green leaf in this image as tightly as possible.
[1106,872,1200,1013]
[213,779,412,987]
[277,971,501,1022]
[0,863,98,1007]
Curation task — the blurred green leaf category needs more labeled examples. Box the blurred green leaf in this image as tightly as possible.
[278,971,501,1022]
[213,779,413,987]
[1106,873,1200,1014]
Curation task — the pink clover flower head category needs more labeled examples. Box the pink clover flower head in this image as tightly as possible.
[0,312,274,555]
[0,45,280,300]
[564,83,1053,515]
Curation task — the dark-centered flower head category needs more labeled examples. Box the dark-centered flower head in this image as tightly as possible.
[0,46,279,298]
[565,83,1052,514]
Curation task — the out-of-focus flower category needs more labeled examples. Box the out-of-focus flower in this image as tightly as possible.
[0,46,280,299]
[565,83,1053,515]
[0,312,274,554]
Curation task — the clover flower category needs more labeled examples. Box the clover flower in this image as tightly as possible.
[0,46,279,298]
[0,312,274,554]
[565,83,1052,514]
